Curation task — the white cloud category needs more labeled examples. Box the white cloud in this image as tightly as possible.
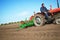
[11,11,34,21]
[20,11,29,17]
[15,11,31,20]
[19,11,30,18]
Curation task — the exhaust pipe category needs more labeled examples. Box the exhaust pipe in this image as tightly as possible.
[57,0,59,8]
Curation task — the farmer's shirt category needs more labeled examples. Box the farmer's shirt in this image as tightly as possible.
[40,7,48,12]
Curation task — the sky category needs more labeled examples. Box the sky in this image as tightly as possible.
[0,0,60,24]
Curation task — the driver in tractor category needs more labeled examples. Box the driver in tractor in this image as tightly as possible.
[40,3,49,19]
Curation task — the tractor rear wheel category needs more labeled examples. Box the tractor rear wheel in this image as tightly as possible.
[34,13,45,26]
[54,12,60,24]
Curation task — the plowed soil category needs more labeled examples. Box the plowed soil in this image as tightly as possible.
[0,24,60,40]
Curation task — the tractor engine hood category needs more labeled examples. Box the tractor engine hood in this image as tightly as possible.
[49,8,60,13]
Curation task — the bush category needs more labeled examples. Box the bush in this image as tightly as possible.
[4,23,8,25]
[0,24,4,26]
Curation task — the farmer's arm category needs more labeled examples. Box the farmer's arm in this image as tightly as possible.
[45,7,49,11]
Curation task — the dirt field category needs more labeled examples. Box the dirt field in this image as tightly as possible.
[0,23,60,40]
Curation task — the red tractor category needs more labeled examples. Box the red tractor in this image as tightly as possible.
[34,8,60,26]
[34,0,60,26]
[33,0,60,26]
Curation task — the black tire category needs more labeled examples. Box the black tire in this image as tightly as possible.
[54,12,60,24]
[34,13,45,26]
